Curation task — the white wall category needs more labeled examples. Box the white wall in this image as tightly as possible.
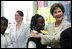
[1,1,4,17]
[4,1,33,24]
[4,1,33,34]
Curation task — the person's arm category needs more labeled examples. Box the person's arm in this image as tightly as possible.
[28,33,60,46]
[40,34,60,45]
[60,28,71,48]
[28,33,41,39]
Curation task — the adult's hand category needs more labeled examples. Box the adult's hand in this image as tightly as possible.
[28,33,36,38]
[28,33,41,39]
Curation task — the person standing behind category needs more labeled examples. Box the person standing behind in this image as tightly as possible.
[8,10,30,48]
[1,17,8,48]
[60,2,71,48]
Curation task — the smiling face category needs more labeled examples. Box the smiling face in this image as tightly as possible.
[37,17,45,30]
[53,7,63,21]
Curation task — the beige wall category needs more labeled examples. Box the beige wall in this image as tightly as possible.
[1,1,4,17]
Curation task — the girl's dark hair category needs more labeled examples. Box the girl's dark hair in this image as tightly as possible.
[16,10,24,16]
[1,17,8,35]
[30,14,43,31]
[1,17,8,25]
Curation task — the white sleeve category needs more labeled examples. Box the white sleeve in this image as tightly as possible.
[40,34,60,45]
[1,36,8,48]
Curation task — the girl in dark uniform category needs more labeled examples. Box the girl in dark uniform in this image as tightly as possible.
[27,14,47,48]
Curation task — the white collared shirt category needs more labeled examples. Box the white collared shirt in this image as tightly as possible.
[1,34,8,48]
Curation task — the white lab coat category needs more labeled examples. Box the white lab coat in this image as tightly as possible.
[1,34,8,48]
[8,22,30,48]
[40,19,71,48]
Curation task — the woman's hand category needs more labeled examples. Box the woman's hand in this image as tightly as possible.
[28,33,41,39]
[28,33,36,38]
